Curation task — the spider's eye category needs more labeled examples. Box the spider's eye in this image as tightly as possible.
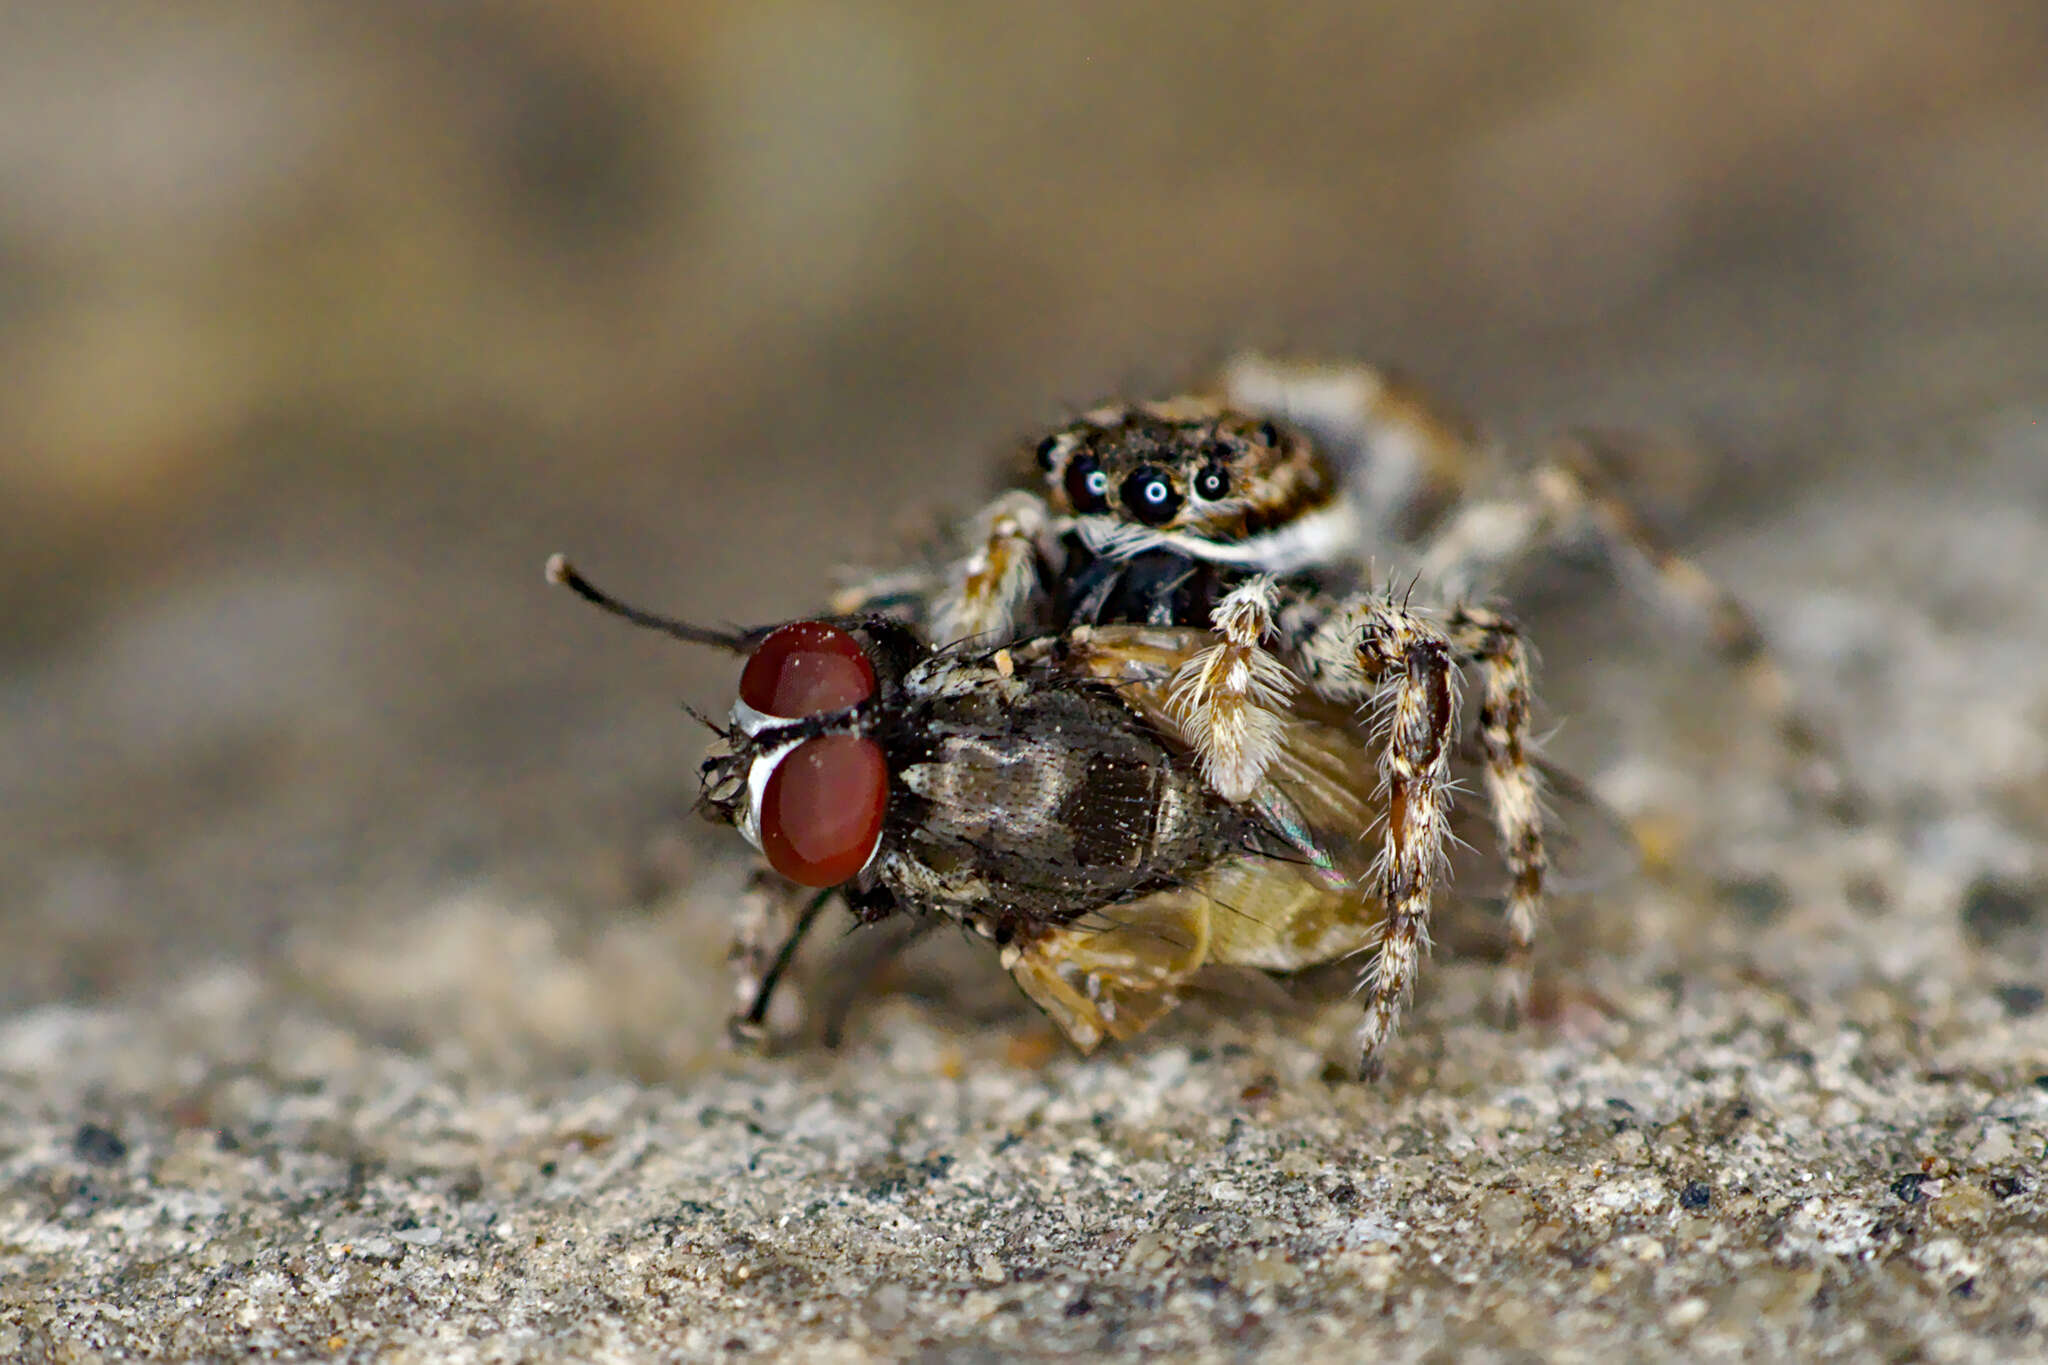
[1120,466,1183,526]
[1065,454,1111,513]
[1034,433,1062,472]
[1193,464,1231,501]
[1256,419,1281,448]
[740,621,877,720]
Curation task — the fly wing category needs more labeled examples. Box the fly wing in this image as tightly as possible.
[1006,891,1213,1051]
[1007,849,1372,1050]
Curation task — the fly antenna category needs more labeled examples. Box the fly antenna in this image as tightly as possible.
[681,701,735,738]
[545,554,752,652]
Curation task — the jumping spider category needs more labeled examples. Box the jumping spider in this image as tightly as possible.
[831,356,1844,1075]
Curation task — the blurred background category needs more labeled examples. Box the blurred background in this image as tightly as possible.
[5,2,2047,1058]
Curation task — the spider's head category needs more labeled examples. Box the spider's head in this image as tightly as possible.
[1032,399,1353,573]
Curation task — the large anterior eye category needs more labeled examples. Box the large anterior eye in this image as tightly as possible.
[759,734,888,886]
[740,621,877,719]
[1064,454,1112,513]
[1120,466,1183,526]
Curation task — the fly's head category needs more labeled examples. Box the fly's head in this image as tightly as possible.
[546,554,931,893]
[1032,398,1354,575]
[699,616,938,889]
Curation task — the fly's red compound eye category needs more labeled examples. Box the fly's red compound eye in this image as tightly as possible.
[740,622,887,884]
[740,621,877,719]
[759,735,889,886]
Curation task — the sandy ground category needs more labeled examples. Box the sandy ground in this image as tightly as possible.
[5,5,2048,1361]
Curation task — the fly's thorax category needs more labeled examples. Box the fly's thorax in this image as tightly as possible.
[877,667,1251,933]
